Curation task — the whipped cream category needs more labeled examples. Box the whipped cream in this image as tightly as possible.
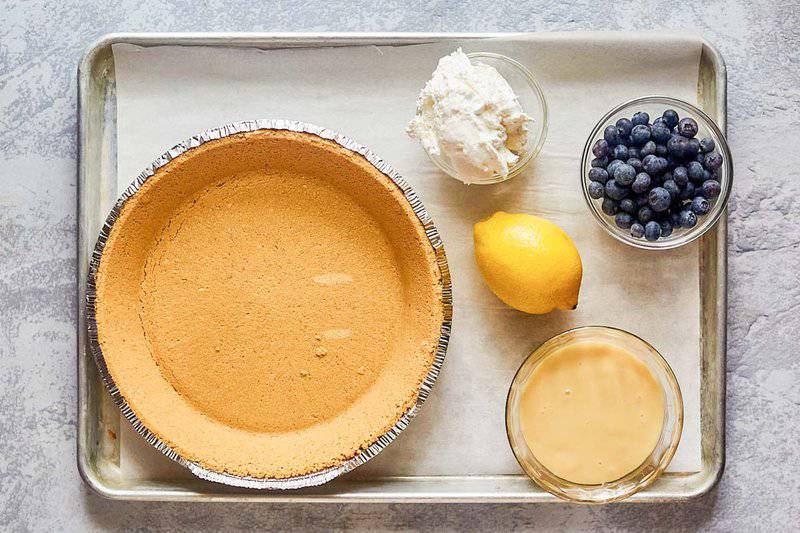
[407,49,534,184]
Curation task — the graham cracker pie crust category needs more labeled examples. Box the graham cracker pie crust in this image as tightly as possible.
[93,129,444,480]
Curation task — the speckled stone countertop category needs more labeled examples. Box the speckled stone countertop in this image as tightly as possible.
[1,1,799,531]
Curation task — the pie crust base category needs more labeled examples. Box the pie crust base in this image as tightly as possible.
[95,130,443,479]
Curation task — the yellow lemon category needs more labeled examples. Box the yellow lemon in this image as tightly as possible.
[473,212,582,314]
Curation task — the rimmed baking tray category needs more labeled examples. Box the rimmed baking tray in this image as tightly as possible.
[77,32,726,502]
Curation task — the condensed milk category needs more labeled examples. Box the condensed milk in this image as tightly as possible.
[518,341,665,485]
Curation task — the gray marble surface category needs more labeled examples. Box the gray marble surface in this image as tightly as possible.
[1,0,799,531]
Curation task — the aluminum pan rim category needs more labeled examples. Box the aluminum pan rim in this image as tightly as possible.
[84,118,453,490]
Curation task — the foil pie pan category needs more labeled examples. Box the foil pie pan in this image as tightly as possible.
[85,119,453,490]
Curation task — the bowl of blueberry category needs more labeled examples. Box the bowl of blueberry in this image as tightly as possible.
[582,96,732,249]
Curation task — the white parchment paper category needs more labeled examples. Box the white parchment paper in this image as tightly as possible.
[112,32,703,480]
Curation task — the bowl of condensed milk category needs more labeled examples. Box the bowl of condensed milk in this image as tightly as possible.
[506,326,683,503]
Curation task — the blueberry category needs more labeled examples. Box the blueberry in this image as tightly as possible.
[648,187,672,212]
[631,172,652,194]
[652,117,667,128]
[701,180,721,199]
[636,194,649,208]
[620,198,637,214]
[704,152,723,170]
[663,179,681,201]
[667,135,688,157]
[615,212,634,229]
[687,161,705,182]
[592,138,610,158]
[619,134,633,146]
[616,118,634,137]
[677,117,699,138]
[643,155,668,176]
[644,221,662,241]
[631,222,645,238]
[673,166,689,187]
[588,167,610,183]
[662,171,673,183]
[662,109,680,128]
[605,179,629,200]
[638,206,655,224]
[695,152,705,165]
[591,156,609,168]
[606,159,625,178]
[614,163,637,186]
[640,141,656,157]
[588,181,605,199]
[604,124,621,145]
[627,157,643,173]
[613,144,630,160]
[627,147,641,160]
[630,124,652,146]
[680,181,696,200]
[656,157,671,174]
[602,198,619,216]
[659,219,673,238]
[679,209,697,228]
[670,210,682,228]
[651,124,672,144]
[632,111,650,126]
[655,143,669,157]
[686,138,701,157]
[703,169,713,182]
[691,196,710,215]
[699,137,716,153]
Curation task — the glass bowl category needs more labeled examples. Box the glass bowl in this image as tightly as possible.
[581,96,733,250]
[506,326,683,504]
[422,52,548,185]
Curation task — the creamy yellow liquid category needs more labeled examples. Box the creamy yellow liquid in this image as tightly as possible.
[519,341,665,485]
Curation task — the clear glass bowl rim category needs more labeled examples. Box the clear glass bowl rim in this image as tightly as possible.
[505,325,684,504]
[422,51,549,185]
[580,95,733,250]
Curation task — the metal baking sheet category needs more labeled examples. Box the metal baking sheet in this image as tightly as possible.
[77,32,726,502]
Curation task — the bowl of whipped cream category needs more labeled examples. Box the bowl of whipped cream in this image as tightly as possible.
[407,49,548,185]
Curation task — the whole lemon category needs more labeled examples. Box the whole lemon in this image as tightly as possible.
[473,212,582,314]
